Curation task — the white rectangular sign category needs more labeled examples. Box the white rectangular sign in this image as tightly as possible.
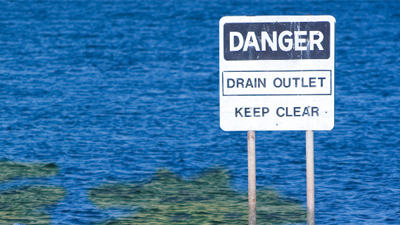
[219,16,335,131]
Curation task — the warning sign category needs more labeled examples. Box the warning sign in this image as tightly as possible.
[219,16,335,131]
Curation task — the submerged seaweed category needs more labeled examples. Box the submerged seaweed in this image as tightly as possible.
[0,161,65,225]
[90,168,306,224]
[0,161,59,183]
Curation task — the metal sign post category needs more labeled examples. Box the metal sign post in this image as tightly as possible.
[306,130,315,225]
[219,16,335,224]
[247,131,256,225]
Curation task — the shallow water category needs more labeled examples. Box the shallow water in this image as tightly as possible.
[0,0,400,224]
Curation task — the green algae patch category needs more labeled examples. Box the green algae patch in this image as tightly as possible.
[0,186,66,224]
[0,161,59,183]
[0,161,65,224]
[90,168,306,224]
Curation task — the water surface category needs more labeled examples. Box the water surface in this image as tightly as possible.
[0,0,399,224]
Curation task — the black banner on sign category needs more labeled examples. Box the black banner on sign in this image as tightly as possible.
[223,22,330,60]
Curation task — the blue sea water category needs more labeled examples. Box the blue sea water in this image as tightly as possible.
[0,0,400,224]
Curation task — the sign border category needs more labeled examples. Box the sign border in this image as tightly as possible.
[222,70,332,96]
